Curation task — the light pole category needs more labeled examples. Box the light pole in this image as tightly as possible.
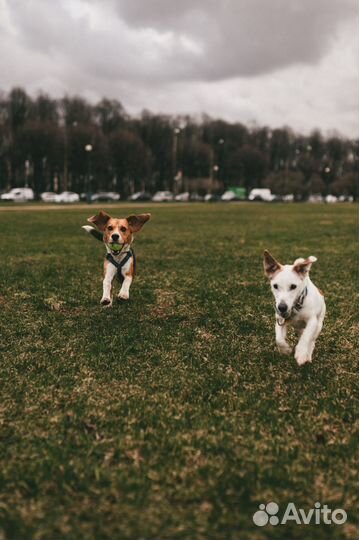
[323,166,331,195]
[172,127,181,194]
[85,144,93,203]
[213,164,220,193]
[61,114,77,192]
[58,110,68,192]
[25,159,30,188]
[217,138,225,188]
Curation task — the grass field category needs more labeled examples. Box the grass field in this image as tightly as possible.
[0,202,358,540]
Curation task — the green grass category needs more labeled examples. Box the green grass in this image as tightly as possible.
[0,202,358,540]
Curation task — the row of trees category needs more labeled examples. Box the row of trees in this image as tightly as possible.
[0,87,357,199]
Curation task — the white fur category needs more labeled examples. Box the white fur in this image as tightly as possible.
[265,254,326,366]
[100,262,117,307]
[100,249,133,306]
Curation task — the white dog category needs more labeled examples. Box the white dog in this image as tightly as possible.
[263,250,326,365]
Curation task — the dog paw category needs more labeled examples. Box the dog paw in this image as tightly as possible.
[277,342,292,355]
[100,297,112,307]
[118,292,129,301]
[295,348,311,366]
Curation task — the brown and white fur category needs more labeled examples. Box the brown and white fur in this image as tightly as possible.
[263,250,326,366]
[83,211,150,307]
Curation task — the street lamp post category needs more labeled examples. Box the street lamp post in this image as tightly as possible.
[172,127,181,194]
[61,115,77,192]
[217,138,225,188]
[323,166,331,196]
[85,144,93,203]
[213,164,220,193]
[25,159,30,188]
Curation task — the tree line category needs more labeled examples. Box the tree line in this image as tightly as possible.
[0,87,357,199]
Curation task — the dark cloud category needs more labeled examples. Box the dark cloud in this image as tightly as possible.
[114,0,356,79]
[0,0,357,136]
[6,0,357,85]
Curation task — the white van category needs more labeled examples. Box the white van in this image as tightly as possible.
[152,191,174,202]
[248,188,274,202]
[1,187,35,202]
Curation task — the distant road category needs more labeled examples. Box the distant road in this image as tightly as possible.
[0,202,194,212]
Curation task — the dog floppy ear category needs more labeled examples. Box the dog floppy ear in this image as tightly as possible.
[293,256,317,277]
[263,250,282,278]
[87,211,111,231]
[126,213,151,233]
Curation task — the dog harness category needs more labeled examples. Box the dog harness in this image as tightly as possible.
[106,249,136,284]
[293,286,308,313]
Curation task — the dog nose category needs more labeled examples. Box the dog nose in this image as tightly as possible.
[278,302,288,314]
[111,233,120,242]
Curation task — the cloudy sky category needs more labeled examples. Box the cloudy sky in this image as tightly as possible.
[0,0,357,137]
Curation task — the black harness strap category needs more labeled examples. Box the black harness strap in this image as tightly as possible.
[106,249,135,284]
[293,286,308,313]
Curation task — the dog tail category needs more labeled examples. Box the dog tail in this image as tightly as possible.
[82,225,104,242]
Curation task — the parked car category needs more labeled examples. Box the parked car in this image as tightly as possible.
[308,194,323,203]
[40,191,57,203]
[128,191,152,202]
[1,187,34,202]
[338,195,354,202]
[55,191,80,203]
[175,192,204,202]
[204,193,221,202]
[248,188,274,202]
[282,194,294,202]
[221,190,237,201]
[152,191,173,202]
[189,192,204,202]
[221,187,246,201]
[175,191,190,202]
[91,192,120,202]
[325,194,338,203]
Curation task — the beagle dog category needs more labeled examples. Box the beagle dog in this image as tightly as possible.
[83,211,150,306]
[263,250,326,365]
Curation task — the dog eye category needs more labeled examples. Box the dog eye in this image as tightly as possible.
[290,284,297,290]
[107,225,113,231]
[120,226,127,232]
[273,284,278,289]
